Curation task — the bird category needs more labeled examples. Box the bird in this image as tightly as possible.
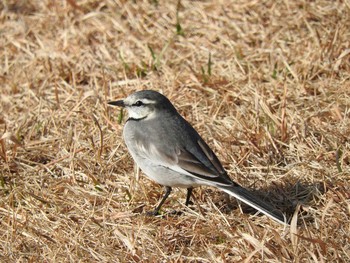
[108,90,287,225]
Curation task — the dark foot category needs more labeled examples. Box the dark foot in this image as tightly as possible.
[186,200,194,206]
[168,210,184,216]
[146,210,160,216]
[145,209,184,217]
[146,186,172,217]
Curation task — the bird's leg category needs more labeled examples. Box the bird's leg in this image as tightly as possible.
[148,186,172,216]
[185,187,193,206]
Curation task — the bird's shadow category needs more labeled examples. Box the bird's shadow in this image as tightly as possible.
[215,180,326,224]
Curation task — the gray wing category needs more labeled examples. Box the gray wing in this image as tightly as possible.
[127,113,234,186]
[133,131,234,186]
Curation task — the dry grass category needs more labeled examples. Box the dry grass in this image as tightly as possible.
[1,0,349,262]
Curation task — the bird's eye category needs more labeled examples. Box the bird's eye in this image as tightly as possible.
[133,101,143,107]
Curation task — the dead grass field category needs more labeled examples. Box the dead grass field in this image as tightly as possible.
[1,0,349,262]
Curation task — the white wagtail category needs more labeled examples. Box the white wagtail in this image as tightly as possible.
[109,90,287,225]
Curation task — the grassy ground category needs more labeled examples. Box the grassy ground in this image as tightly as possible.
[1,0,349,262]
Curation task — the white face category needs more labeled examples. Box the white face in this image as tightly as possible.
[123,95,157,120]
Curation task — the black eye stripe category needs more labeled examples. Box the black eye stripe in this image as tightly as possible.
[133,101,143,107]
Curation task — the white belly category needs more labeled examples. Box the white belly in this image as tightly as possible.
[130,151,199,187]
[123,122,200,188]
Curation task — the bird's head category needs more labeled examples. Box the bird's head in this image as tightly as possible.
[108,90,175,120]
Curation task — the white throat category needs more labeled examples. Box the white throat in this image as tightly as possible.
[127,108,156,120]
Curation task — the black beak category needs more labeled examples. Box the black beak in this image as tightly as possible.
[108,100,125,107]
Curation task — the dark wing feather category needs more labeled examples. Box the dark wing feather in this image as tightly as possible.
[197,138,226,175]
[176,138,234,186]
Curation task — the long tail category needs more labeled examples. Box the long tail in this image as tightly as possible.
[219,185,288,225]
